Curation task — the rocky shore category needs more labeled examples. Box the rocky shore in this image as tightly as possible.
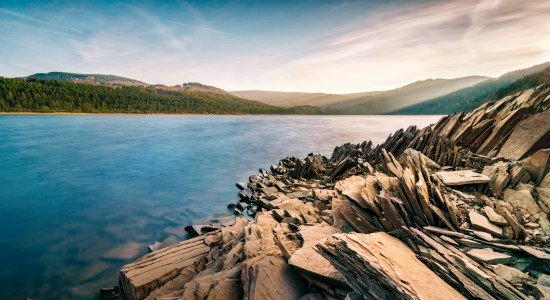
[115,85,549,300]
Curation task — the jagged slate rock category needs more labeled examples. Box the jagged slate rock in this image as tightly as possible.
[237,202,249,211]
[538,274,550,287]
[469,210,504,237]
[522,148,550,184]
[494,202,526,241]
[518,245,550,263]
[238,189,253,201]
[236,182,247,190]
[466,248,513,265]
[492,264,530,287]
[316,232,465,300]
[536,187,550,214]
[288,225,347,287]
[456,238,485,248]
[400,148,441,169]
[503,188,541,215]
[439,235,460,246]
[118,235,210,300]
[423,226,465,238]
[243,212,285,258]
[483,206,509,226]
[472,230,494,241]
[179,264,243,300]
[242,255,308,300]
[147,241,162,252]
[436,170,491,186]
[498,111,550,160]
[261,186,279,196]
[184,224,221,237]
[531,284,550,300]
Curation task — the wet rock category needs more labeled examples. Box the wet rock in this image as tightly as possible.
[185,224,221,237]
[236,182,247,190]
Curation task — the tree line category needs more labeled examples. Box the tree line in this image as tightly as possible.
[0,78,329,114]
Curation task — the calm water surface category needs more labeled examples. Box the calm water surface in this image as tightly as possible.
[0,114,440,299]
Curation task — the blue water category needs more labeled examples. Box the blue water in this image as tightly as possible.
[0,114,440,299]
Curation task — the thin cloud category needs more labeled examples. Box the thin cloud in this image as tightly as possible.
[170,21,230,35]
[0,7,83,35]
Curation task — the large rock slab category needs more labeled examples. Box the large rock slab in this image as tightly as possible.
[469,210,503,237]
[498,111,550,160]
[288,225,347,287]
[503,187,541,215]
[436,170,491,186]
[466,248,513,265]
[316,232,465,300]
[119,235,211,300]
[242,255,307,300]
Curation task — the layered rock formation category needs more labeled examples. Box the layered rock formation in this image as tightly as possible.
[117,85,550,300]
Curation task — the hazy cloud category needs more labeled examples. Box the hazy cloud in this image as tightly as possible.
[1,0,548,93]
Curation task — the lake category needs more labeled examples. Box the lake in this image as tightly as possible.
[0,114,441,299]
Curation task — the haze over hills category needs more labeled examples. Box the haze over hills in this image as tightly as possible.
[230,90,384,107]
[330,76,490,114]
[232,76,489,114]
[2,61,547,115]
[394,61,550,114]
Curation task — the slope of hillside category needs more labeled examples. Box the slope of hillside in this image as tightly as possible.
[0,77,326,114]
[29,72,148,86]
[230,90,347,107]
[394,61,550,114]
[331,76,489,114]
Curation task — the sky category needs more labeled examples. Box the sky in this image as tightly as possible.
[0,0,549,93]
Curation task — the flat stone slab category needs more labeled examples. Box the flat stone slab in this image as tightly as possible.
[118,234,211,300]
[436,170,491,186]
[466,248,513,265]
[469,210,503,237]
[498,111,550,160]
[288,225,347,287]
[316,232,466,300]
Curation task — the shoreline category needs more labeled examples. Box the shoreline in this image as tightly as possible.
[114,85,550,300]
[0,111,443,117]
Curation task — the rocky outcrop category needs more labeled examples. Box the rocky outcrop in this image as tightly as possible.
[117,85,549,299]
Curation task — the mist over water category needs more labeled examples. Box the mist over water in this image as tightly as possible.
[0,114,440,299]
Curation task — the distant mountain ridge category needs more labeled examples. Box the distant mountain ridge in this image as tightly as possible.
[232,76,490,114]
[330,76,489,114]
[230,90,384,107]
[28,72,148,86]
[394,61,550,114]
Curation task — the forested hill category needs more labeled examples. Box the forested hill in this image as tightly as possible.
[0,77,327,114]
[393,63,550,114]
[28,72,148,86]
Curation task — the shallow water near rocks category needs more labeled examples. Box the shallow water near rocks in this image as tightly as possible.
[0,114,440,299]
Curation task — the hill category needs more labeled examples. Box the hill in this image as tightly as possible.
[394,61,550,114]
[28,72,148,86]
[0,77,327,114]
[330,76,489,114]
[230,90,384,107]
